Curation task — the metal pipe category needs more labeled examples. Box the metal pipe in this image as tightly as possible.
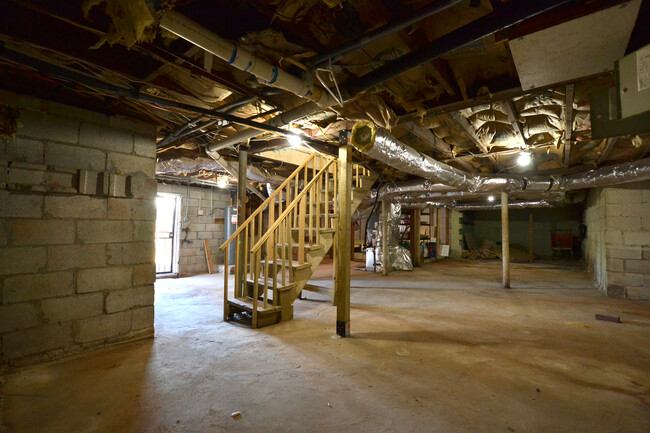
[306,0,464,68]
[501,192,510,288]
[344,0,572,97]
[206,101,319,153]
[160,11,336,108]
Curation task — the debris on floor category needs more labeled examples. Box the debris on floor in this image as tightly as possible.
[462,233,533,262]
[396,348,410,357]
[595,314,621,323]
[231,411,242,421]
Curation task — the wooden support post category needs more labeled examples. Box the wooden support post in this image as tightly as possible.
[501,192,510,288]
[410,209,421,267]
[381,200,389,276]
[236,148,247,297]
[436,207,441,261]
[529,211,534,262]
[336,144,352,337]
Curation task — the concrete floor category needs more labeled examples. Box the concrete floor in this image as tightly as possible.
[2,260,649,433]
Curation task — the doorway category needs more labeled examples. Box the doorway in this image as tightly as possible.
[155,193,181,274]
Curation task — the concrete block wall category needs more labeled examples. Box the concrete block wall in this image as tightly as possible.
[157,182,231,276]
[584,182,650,299]
[0,90,157,366]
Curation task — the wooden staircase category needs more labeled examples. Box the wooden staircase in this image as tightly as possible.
[220,153,377,328]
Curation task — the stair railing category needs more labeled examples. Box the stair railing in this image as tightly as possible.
[247,156,337,324]
[220,153,319,318]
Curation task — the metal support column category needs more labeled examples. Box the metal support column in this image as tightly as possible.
[381,200,389,276]
[410,209,421,267]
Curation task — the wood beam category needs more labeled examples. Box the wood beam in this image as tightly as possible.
[335,144,352,338]
[236,149,248,297]
[596,137,618,165]
[450,112,502,169]
[381,200,389,277]
[502,100,527,148]
[563,84,575,168]
[401,121,453,158]
[501,192,510,288]
[410,209,421,267]
[529,211,534,263]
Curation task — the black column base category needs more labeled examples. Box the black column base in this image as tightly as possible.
[336,320,350,337]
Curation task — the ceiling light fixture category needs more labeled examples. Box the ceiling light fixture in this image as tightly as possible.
[287,133,302,147]
[216,175,229,189]
[487,195,495,202]
[517,150,532,167]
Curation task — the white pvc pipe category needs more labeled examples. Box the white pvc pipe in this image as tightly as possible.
[160,11,336,108]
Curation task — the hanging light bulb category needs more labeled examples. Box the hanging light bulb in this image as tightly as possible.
[487,195,495,202]
[517,150,532,167]
[287,133,302,147]
[216,175,229,188]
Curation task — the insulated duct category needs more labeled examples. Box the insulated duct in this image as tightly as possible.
[356,122,650,198]
[160,11,336,108]
[404,200,559,211]
[351,121,474,189]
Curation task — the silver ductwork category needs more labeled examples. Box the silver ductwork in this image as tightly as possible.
[351,121,474,189]
[356,122,650,204]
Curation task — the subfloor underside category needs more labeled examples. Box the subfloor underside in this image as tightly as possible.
[2,260,649,433]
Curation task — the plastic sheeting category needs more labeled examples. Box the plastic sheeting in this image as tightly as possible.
[375,202,413,272]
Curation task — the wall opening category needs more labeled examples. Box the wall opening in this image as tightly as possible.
[155,193,181,274]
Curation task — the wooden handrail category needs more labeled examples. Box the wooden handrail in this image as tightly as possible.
[219,153,316,250]
[251,159,335,253]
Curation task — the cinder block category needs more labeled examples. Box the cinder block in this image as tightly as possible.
[0,191,43,218]
[128,176,157,199]
[605,230,623,245]
[45,142,105,171]
[625,203,649,217]
[41,293,103,322]
[196,231,211,240]
[106,241,154,265]
[606,188,641,204]
[606,258,624,272]
[190,223,205,232]
[189,190,202,199]
[2,323,72,359]
[625,286,650,300]
[74,311,131,343]
[105,285,153,313]
[77,266,131,293]
[132,263,155,286]
[179,248,196,257]
[44,101,107,125]
[624,259,650,274]
[0,303,39,333]
[623,231,650,246]
[77,220,132,244]
[131,306,154,330]
[133,134,156,158]
[133,221,154,242]
[107,153,154,177]
[108,173,127,197]
[108,117,156,136]
[184,231,197,240]
[0,90,41,110]
[0,246,46,275]
[44,195,106,219]
[608,271,644,286]
[48,244,106,271]
[78,169,99,195]
[0,220,7,246]
[11,220,75,245]
[607,247,642,260]
[79,122,133,154]
[18,110,79,144]
[44,171,76,193]
[3,271,74,302]
[107,198,155,220]
[2,137,44,163]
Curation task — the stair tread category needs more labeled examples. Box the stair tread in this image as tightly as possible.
[246,277,296,291]
[291,227,335,233]
[229,297,282,313]
[260,259,312,270]
[277,243,324,251]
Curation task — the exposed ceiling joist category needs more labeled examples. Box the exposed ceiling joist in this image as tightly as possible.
[563,83,575,168]
[401,121,453,158]
[449,112,502,169]
[501,100,527,148]
[596,137,618,165]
